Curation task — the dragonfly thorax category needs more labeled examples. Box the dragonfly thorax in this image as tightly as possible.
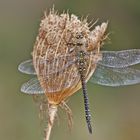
[73,33,89,76]
[77,51,87,75]
[71,32,88,52]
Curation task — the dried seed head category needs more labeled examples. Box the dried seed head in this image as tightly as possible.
[33,8,108,105]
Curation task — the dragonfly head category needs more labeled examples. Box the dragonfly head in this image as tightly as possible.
[73,32,88,52]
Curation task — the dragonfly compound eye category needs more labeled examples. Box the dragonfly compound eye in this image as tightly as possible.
[75,32,83,39]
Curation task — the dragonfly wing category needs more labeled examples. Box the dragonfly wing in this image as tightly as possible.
[98,49,140,68]
[18,59,36,75]
[38,55,76,75]
[18,55,76,75]
[90,65,140,86]
[21,77,45,94]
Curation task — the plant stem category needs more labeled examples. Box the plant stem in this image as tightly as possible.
[45,104,58,140]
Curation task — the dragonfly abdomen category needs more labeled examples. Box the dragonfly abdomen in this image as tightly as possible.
[77,50,92,134]
[80,72,92,134]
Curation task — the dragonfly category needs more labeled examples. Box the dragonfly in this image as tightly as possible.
[18,48,140,133]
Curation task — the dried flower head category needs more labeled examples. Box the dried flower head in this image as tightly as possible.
[33,9,107,105]
[30,8,108,140]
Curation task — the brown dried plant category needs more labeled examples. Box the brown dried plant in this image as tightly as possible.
[32,8,107,140]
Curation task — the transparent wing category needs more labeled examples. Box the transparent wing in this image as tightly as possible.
[99,49,140,68]
[18,55,77,75]
[18,59,36,75]
[90,65,140,86]
[21,77,45,94]
[40,57,76,75]
[18,52,100,75]
[18,49,140,75]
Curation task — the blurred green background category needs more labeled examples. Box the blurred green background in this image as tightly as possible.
[0,0,140,140]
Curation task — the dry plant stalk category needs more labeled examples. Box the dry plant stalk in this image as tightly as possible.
[45,104,57,140]
[32,8,108,140]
